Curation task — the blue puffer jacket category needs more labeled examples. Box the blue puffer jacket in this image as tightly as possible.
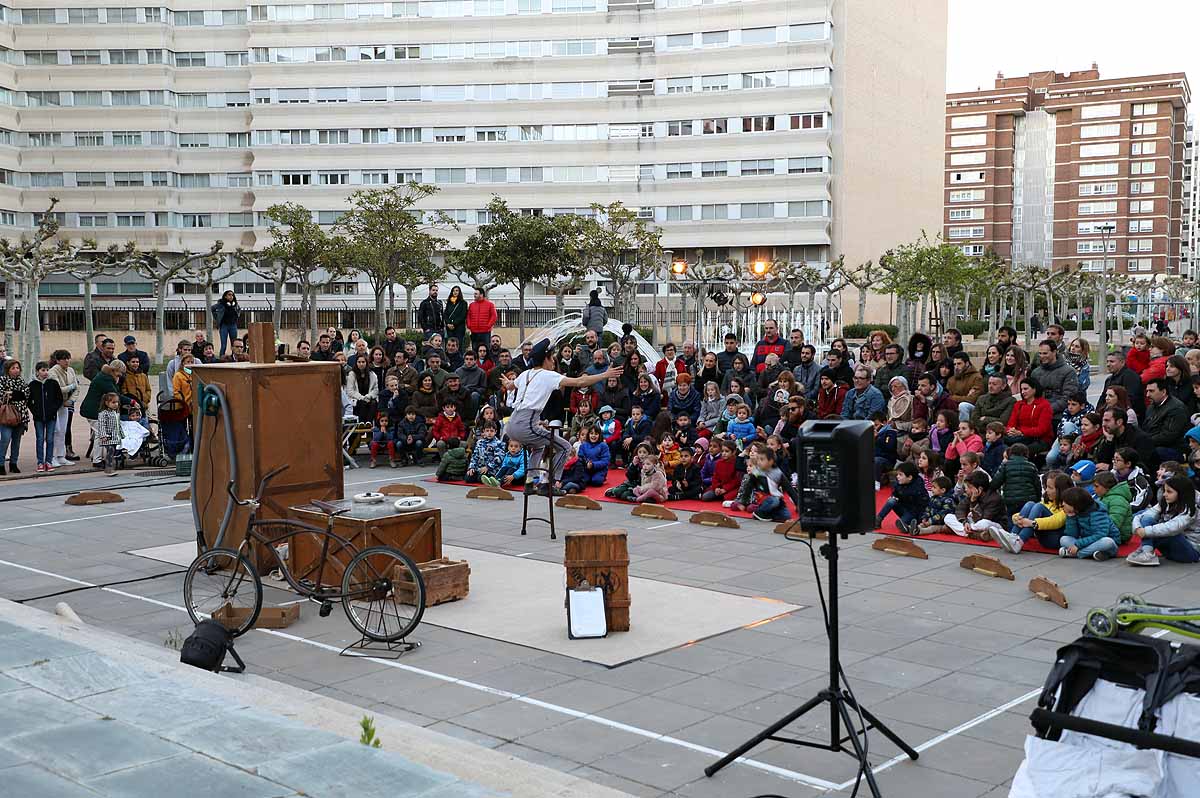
[467,436,505,474]
[1064,504,1120,551]
[497,450,526,480]
[578,440,611,477]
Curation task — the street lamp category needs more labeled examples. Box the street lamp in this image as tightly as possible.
[1097,222,1116,355]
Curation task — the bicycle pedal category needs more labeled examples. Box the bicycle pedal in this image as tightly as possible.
[319,601,334,618]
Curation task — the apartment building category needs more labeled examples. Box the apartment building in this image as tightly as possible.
[1185,118,1197,280]
[0,0,945,329]
[944,67,1191,277]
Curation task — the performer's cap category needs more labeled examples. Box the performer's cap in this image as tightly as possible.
[530,338,553,364]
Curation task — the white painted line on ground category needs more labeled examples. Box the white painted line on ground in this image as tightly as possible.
[515,552,534,557]
[345,472,435,487]
[0,504,184,533]
[647,521,680,530]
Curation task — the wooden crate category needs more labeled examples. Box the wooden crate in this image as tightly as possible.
[288,503,442,588]
[213,603,299,630]
[564,530,630,632]
[394,558,470,606]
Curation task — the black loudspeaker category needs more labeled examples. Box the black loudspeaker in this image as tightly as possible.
[793,420,875,535]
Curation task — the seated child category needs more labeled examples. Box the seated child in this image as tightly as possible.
[991,471,1072,554]
[465,422,505,485]
[435,436,468,482]
[944,470,1007,540]
[494,438,527,487]
[668,446,703,501]
[916,475,957,535]
[875,461,929,533]
[1127,475,1200,566]
[1093,470,1133,545]
[954,451,989,501]
[607,442,650,500]
[734,446,800,522]
[713,396,745,437]
[944,419,984,477]
[990,442,1041,516]
[901,415,932,463]
[598,405,623,464]
[431,401,466,455]
[703,440,744,502]
[1058,486,1120,561]
[929,410,956,456]
[694,437,714,489]
[873,411,899,485]
[394,406,427,466]
[620,404,652,459]
[379,375,407,429]
[632,449,668,504]
[563,426,611,493]
[673,413,698,449]
[725,404,758,451]
[658,432,681,471]
[981,422,1007,475]
[766,434,791,479]
[369,414,397,469]
[569,398,598,441]
[916,450,944,494]
[1112,447,1155,515]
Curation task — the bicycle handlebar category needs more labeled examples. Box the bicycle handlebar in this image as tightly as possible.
[226,464,290,507]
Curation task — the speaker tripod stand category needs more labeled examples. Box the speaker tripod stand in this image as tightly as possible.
[704,529,918,797]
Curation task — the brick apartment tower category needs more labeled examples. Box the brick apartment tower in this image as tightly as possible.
[944,67,1191,276]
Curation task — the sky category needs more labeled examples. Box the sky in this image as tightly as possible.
[946,0,1198,108]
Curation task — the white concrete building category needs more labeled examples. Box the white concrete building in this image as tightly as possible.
[0,0,946,334]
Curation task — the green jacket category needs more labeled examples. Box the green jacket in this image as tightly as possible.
[79,372,119,420]
[970,391,1016,429]
[990,455,1041,514]
[437,446,468,480]
[1099,481,1134,543]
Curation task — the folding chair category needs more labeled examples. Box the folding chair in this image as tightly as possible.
[341,417,369,468]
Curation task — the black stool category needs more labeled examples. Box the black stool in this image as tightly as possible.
[521,422,561,540]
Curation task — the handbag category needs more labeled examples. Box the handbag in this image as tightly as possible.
[0,402,20,427]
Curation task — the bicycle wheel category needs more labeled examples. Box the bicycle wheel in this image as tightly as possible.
[341,546,425,642]
[183,548,263,638]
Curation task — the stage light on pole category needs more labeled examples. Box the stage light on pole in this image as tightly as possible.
[750,291,767,306]
[670,259,688,276]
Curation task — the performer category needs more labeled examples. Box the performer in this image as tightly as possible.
[506,338,623,495]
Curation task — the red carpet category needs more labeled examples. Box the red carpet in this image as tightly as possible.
[428,475,1139,554]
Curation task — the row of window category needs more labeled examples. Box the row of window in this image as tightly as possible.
[950,104,1162,132]
[6,69,831,108]
[0,201,829,230]
[1077,258,1161,273]
[7,116,827,149]
[20,48,249,67]
[10,6,244,24]
[2,157,829,188]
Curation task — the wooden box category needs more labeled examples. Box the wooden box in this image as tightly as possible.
[394,558,469,606]
[191,362,345,568]
[288,502,442,588]
[213,603,299,630]
[564,529,631,632]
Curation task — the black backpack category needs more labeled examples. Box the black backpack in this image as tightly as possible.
[180,620,243,673]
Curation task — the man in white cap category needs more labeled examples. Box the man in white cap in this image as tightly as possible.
[505,338,622,495]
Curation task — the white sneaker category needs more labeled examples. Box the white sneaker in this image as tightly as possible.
[990,528,1021,554]
[51,458,69,467]
[722,500,735,508]
[1125,548,1160,567]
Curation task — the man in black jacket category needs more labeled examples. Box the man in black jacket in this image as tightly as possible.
[116,336,150,372]
[381,327,405,362]
[1143,378,1190,463]
[1094,407,1156,473]
[309,334,336,362]
[1103,350,1146,422]
[417,285,443,340]
[715,333,741,373]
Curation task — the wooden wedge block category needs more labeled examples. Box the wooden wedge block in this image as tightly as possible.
[773,520,826,539]
[466,486,514,501]
[631,504,677,521]
[174,488,191,501]
[689,511,740,529]
[871,537,929,560]
[379,483,429,497]
[556,495,601,510]
[65,491,124,506]
[1029,576,1068,609]
[959,553,1015,581]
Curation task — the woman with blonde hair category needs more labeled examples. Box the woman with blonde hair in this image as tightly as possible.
[859,330,892,368]
[886,375,913,432]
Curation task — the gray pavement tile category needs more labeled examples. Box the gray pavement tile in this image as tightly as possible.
[259,739,496,798]
[0,634,90,670]
[842,656,949,691]
[424,720,506,749]
[516,718,643,764]
[6,651,150,700]
[324,668,450,706]
[0,763,104,797]
[916,733,1026,783]
[85,752,293,798]
[871,691,996,732]
[675,765,815,798]
[886,639,993,670]
[647,644,753,676]
[162,708,345,769]
[653,675,773,714]
[495,741,591,772]
[960,709,1035,748]
[707,657,825,692]
[4,719,185,780]
[76,680,241,732]
[873,760,996,798]
[569,765,666,798]
[0,688,101,740]
[725,690,826,726]
[0,673,22,694]
[599,695,713,735]
[452,698,572,740]
[526,678,641,714]
[969,653,1058,687]
[467,662,575,695]
[585,660,705,694]
[918,671,1037,707]
[698,628,800,658]
[381,682,508,720]
[591,740,719,792]
[672,713,791,753]
[0,745,27,769]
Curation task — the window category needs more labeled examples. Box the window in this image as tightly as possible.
[396,170,421,183]
[701,74,729,92]
[1130,181,1155,195]
[30,172,65,187]
[76,172,107,187]
[1078,201,1118,215]
[1080,123,1119,139]
[25,51,60,65]
[665,78,693,95]
[476,127,506,142]
[113,131,142,146]
[26,91,63,107]
[950,114,987,129]
[741,26,776,45]
[667,120,692,137]
[743,116,775,133]
[949,207,984,221]
[1131,161,1156,175]
[519,167,543,182]
[395,127,422,142]
[317,129,349,144]
[279,129,311,145]
[700,204,728,220]
[281,172,311,186]
[950,171,985,183]
[319,172,349,185]
[1079,259,1116,273]
[476,167,507,183]
[360,45,387,60]
[1077,221,1116,234]
[227,173,251,187]
[740,202,775,219]
[1130,200,1154,214]
[740,159,774,176]
[1128,239,1154,253]
[225,51,248,66]
[226,92,249,107]
[109,49,138,64]
[789,156,826,174]
[68,7,100,23]
[256,172,273,186]
[22,9,58,23]
[961,244,985,256]
[743,72,775,90]
[392,85,420,102]
[360,87,388,102]
[791,113,825,130]
[1079,162,1118,177]
[75,132,104,147]
[790,67,830,87]
[701,30,728,47]
[176,93,208,108]
[665,205,692,222]
[111,91,143,106]
[519,125,543,141]
[182,214,213,228]
[27,132,61,147]
[116,214,146,227]
[175,51,206,67]
[315,88,348,104]
[1080,142,1120,158]
[666,34,693,49]
[277,89,309,104]
[361,128,388,144]
[788,200,827,218]
[178,173,210,188]
[701,161,727,178]
[173,10,204,24]
[1080,103,1120,119]
[1078,182,1118,196]
[665,163,693,179]
[434,168,466,183]
[228,212,253,227]
[179,133,209,148]
[949,189,985,202]
[1077,240,1116,254]
[700,118,726,136]
[950,152,986,166]
[147,49,163,63]
[113,172,143,186]
[314,46,347,62]
[77,213,107,227]
[950,133,986,148]
[1131,141,1157,156]
[1128,259,1152,272]
[1132,122,1157,136]
[226,132,250,148]
[434,128,466,142]
[223,9,246,24]
[948,226,984,239]
[362,171,389,184]
[1132,103,1158,116]
[1129,219,1153,233]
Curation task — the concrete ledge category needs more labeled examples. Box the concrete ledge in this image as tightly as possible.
[0,598,634,798]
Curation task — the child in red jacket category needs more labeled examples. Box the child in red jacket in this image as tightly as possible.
[431,400,466,456]
[702,439,745,501]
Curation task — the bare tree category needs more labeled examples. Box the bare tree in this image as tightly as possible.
[131,243,224,365]
[65,241,140,356]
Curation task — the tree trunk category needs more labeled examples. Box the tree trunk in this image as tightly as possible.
[154,279,167,365]
[204,279,215,345]
[2,279,13,351]
[404,285,414,331]
[272,278,284,332]
[307,287,319,343]
[82,278,95,357]
[518,283,526,341]
[374,286,386,340]
[1023,289,1035,348]
[555,289,566,317]
[22,279,40,368]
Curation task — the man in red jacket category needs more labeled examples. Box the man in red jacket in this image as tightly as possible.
[750,319,787,373]
[466,289,498,352]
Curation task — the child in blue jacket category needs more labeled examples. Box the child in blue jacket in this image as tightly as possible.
[494,438,526,487]
[1058,486,1120,561]
[563,426,610,493]
[465,423,505,485]
[725,404,758,450]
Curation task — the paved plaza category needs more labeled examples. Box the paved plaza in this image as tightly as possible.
[1,463,1198,798]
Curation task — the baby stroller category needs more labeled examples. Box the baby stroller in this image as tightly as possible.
[157,392,192,460]
[114,414,171,469]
